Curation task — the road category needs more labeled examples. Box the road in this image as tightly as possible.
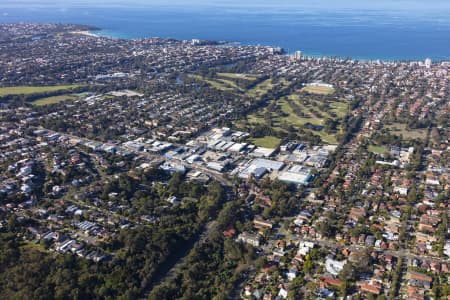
[280,233,445,264]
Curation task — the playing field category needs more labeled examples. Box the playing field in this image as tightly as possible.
[217,72,259,80]
[31,94,79,106]
[249,136,281,148]
[368,145,388,155]
[385,123,428,140]
[0,84,83,96]
[301,85,335,95]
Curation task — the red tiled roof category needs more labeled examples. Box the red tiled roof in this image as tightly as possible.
[360,283,381,295]
[320,276,342,287]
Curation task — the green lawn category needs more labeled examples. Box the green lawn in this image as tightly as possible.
[385,123,428,140]
[279,97,323,126]
[0,84,83,96]
[315,130,338,144]
[301,85,335,95]
[249,136,281,148]
[215,78,244,91]
[368,145,388,155]
[217,73,264,91]
[330,101,349,117]
[32,94,79,106]
[189,75,236,92]
[242,92,347,145]
[217,72,259,80]
[204,79,235,91]
[191,74,280,99]
[246,79,274,98]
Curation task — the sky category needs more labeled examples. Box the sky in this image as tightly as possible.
[2,0,450,11]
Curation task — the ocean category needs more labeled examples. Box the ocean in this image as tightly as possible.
[1,2,449,61]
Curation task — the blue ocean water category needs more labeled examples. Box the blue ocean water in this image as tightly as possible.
[0,2,449,61]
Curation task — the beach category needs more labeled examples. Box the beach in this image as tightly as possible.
[70,30,99,38]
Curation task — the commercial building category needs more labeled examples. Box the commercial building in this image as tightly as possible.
[277,165,312,185]
[239,158,285,179]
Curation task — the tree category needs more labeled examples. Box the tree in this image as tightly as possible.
[7,215,19,232]
[168,172,183,195]
[352,249,373,276]
[340,280,350,297]
[408,185,417,203]
[316,221,333,238]
[288,276,304,299]
[339,262,356,281]
[303,254,313,274]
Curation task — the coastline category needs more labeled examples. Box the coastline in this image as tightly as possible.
[87,29,447,63]
[70,30,99,38]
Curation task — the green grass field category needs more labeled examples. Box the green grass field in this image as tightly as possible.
[279,97,322,126]
[217,72,259,80]
[32,94,79,106]
[215,78,244,91]
[368,145,388,155]
[249,136,281,148]
[190,75,236,92]
[385,123,428,140]
[330,101,349,117]
[0,84,83,96]
[190,73,291,105]
[191,73,275,95]
[241,92,348,144]
[315,130,338,144]
[246,79,274,98]
[301,85,335,95]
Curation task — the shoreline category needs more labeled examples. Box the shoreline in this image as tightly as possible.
[90,29,448,63]
[70,30,99,38]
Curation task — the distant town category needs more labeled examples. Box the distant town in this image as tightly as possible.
[0,23,449,300]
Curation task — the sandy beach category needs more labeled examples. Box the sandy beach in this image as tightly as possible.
[70,30,99,38]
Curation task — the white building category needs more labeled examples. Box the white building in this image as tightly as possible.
[444,241,450,257]
[393,186,409,196]
[278,171,312,185]
[293,50,302,61]
[236,232,261,247]
[325,257,347,276]
[278,287,288,299]
[297,241,315,256]
[167,196,180,205]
